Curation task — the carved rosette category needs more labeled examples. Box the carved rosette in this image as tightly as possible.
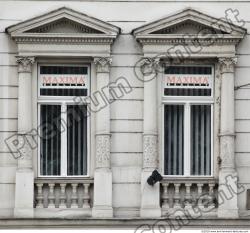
[218,57,237,74]
[143,135,158,168]
[94,57,112,73]
[16,56,35,73]
[96,134,111,168]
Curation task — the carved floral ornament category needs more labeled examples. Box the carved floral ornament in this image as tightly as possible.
[95,134,111,168]
[218,57,238,74]
[143,135,158,168]
[94,57,112,73]
[16,56,35,73]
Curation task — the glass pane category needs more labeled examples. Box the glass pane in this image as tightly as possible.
[67,105,88,176]
[40,66,88,97]
[190,105,211,175]
[164,105,184,175]
[40,66,88,75]
[40,105,61,176]
[164,88,211,96]
[40,88,87,96]
[164,66,212,97]
[165,66,212,74]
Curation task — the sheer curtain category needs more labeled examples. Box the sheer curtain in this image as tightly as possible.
[40,104,61,176]
[67,105,88,176]
[164,105,184,175]
[190,105,211,175]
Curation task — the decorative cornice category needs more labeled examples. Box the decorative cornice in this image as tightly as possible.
[13,36,115,45]
[16,56,35,73]
[94,57,112,73]
[218,57,237,73]
[137,37,242,46]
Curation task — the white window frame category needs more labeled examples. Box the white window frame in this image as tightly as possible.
[161,64,214,178]
[37,63,90,178]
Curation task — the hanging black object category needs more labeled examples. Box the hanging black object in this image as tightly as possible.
[147,170,163,186]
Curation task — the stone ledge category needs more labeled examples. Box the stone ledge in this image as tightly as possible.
[1,218,250,228]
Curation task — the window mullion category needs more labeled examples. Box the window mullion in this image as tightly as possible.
[61,102,67,176]
[184,103,191,176]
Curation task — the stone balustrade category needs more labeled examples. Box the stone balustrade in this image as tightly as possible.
[34,179,93,210]
[161,178,218,217]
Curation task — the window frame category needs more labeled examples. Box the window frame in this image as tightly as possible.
[161,64,214,178]
[37,63,91,178]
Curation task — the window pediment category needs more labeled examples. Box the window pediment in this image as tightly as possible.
[6,7,120,44]
[26,18,104,34]
[150,19,227,35]
[133,8,246,45]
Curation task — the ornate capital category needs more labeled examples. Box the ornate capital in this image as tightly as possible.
[16,56,35,73]
[141,57,160,73]
[96,134,110,168]
[218,57,237,74]
[143,135,158,168]
[136,57,161,82]
[94,57,112,73]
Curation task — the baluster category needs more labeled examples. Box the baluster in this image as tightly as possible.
[185,183,192,209]
[59,183,67,208]
[162,183,169,209]
[71,183,78,208]
[208,183,215,208]
[48,183,55,208]
[36,183,44,208]
[197,183,204,209]
[82,183,90,209]
[174,183,181,208]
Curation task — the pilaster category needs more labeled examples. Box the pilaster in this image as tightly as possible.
[92,57,113,218]
[14,56,35,218]
[217,57,238,218]
[140,57,161,218]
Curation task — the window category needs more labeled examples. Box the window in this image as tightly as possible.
[163,65,213,176]
[38,65,89,177]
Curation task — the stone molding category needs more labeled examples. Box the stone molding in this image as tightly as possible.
[13,37,115,45]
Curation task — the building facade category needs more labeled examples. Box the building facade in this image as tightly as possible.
[1,0,250,228]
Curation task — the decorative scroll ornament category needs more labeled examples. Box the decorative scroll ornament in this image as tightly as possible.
[94,57,112,73]
[96,134,110,168]
[143,135,158,168]
[218,57,237,74]
[16,56,35,73]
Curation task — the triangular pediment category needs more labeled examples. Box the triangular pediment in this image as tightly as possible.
[6,7,120,41]
[133,8,246,40]
[26,18,104,34]
[150,19,227,35]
